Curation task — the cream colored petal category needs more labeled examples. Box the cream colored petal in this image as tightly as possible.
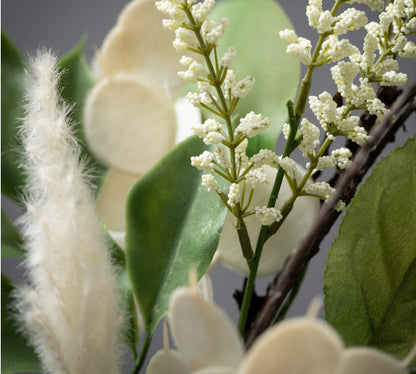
[217,165,320,277]
[338,348,407,374]
[169,287,244,371]
[96,0,184,96]
[239,318,344,374]
[146,349,190,374]
[192,367,237,374]
[84,74,176,175]
[96,168,140,231]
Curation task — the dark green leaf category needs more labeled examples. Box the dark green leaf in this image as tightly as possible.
[105,231,139,358]
[126,136,227,332]
[211,0,300,156]
[58,38,106,188]
[1,210,24,258]
[1,33,104,201]
[1,274,41,373]
[324,136,416,365]
[1,31,26,200]
[58,37,94,126]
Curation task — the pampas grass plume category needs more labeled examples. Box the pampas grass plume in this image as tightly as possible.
[16,50,123,374]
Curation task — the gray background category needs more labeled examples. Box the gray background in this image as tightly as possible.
[2,1,415,373]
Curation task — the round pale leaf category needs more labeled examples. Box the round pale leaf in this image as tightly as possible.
[96,0,184,96]
[84,74,177,174]
[338,347,406,374]
[217,165,320,277]
[239,318,344,374]
[169,287,243,371]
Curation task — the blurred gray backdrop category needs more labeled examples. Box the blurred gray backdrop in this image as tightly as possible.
[2,1,415,373]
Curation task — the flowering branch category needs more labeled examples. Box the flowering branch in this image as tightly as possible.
[245,79,416,347]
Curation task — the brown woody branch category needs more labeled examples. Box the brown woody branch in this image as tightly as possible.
[245,80,416,348]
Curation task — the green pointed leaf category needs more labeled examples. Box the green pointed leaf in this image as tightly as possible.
[324,136,416,365]
[1,210,24,258]
[211,0,300,156]
[1,33,104,200]
[58,37,94,127]
[1,275,42,373]
[58,39,106,188]
[126,136,227,332]
[105,231,139,358]
[1,31,26,200]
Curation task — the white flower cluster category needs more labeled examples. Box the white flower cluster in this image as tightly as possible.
[279,157,303,183]
[305,182,346,212]
[178,56,207,83]
[319,35,359,64]
[281,0,415,129]
[220,46,237,68]
[255,206,283,226]
[316,148,352,171]
[156,0,227,49]
[279,29,312,66]
[191,118,223,145]
[191,150,215,173]
[309,91,368,145]
[330,0,415,109]
[235,111,271,138]
[192,140,282,220]
[227,183,241,208]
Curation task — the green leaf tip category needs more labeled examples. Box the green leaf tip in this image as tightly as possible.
[1,31,26,200]
[210,0,300,156]
[1,210,24,258]
[125,136,227,333]
[324,136,416,365]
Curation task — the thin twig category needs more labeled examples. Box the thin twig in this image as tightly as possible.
[245,80,416,348]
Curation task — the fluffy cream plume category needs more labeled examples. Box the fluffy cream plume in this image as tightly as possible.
[15,50,123,374]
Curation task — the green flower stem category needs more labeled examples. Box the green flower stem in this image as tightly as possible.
[237,102,299,333]
[237,0,345,335]
[237,255,256,334]
[238,195,297,334]
[130,332,152,374]
[238,130,333,333]
[236,212,255,261]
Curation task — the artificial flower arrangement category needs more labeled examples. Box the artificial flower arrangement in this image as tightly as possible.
[2,0,416,373]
